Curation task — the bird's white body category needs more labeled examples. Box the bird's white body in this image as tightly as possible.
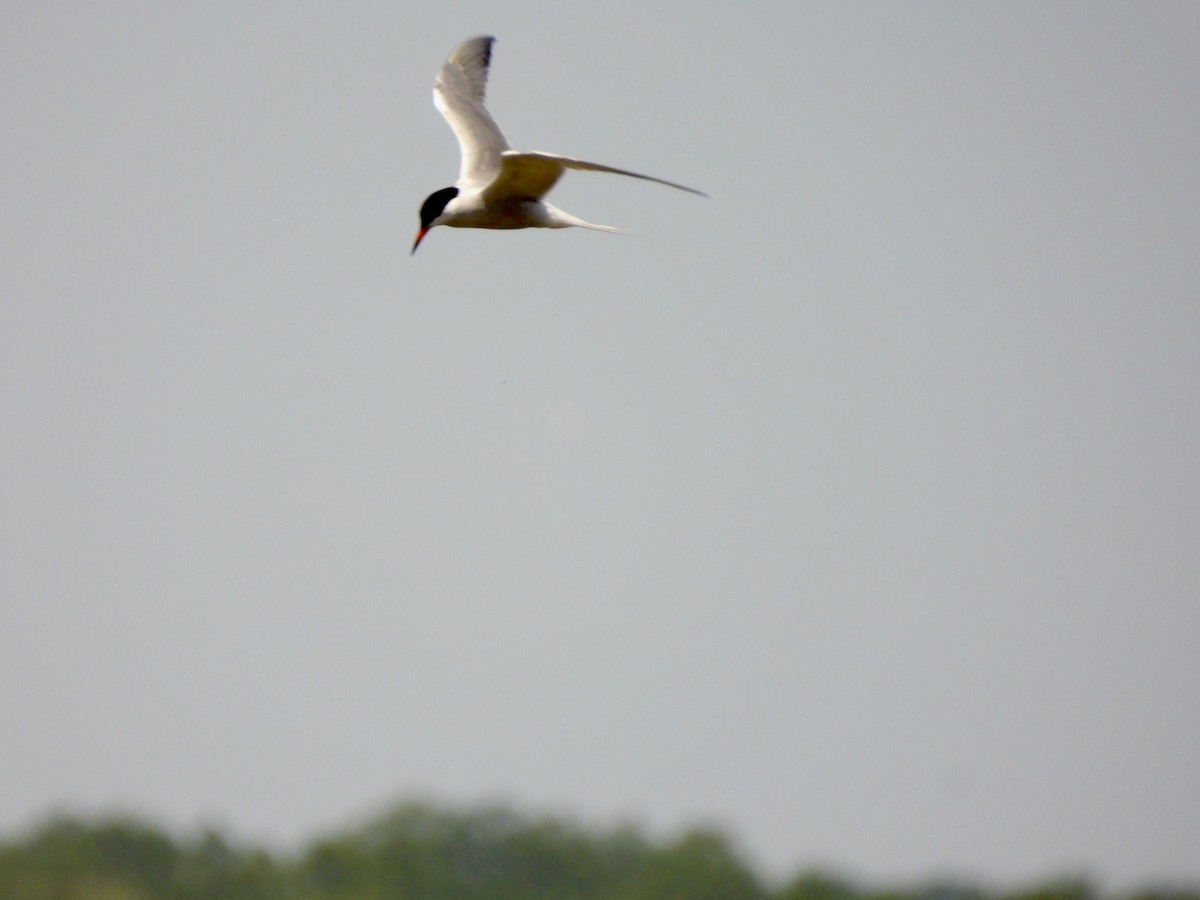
[437,172,613,232]
[412,36,703,252]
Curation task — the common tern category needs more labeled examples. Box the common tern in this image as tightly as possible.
[412,36,705,254]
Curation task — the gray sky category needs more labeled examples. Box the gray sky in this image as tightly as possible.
[3,1,1198,889]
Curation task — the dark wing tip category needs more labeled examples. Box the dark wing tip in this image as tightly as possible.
[458,35,495,70]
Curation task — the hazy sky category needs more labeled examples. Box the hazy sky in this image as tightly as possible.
[3,1,1199,890]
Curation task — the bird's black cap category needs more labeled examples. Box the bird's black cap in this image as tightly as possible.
[419,186,459,229]
[412,186,459,254]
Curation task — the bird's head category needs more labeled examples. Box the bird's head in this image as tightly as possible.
[411,186,459,254]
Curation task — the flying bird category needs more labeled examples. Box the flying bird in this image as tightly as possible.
[412,36,705,254]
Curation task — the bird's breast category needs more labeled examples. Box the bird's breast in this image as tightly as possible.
[443,197,551,230]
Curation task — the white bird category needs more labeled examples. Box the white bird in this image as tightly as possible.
[412,35,705,254]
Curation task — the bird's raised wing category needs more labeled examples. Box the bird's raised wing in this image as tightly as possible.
[434,36,510,187]
[483,151,707,205]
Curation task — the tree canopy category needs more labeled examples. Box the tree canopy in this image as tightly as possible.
[0,801,1194,900]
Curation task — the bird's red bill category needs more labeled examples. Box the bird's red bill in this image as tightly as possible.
[411,228,429,254]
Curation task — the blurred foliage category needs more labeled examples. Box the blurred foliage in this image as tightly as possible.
[0,801,1196,900]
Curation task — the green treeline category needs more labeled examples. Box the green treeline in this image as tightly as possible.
[0,800,1195,900]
